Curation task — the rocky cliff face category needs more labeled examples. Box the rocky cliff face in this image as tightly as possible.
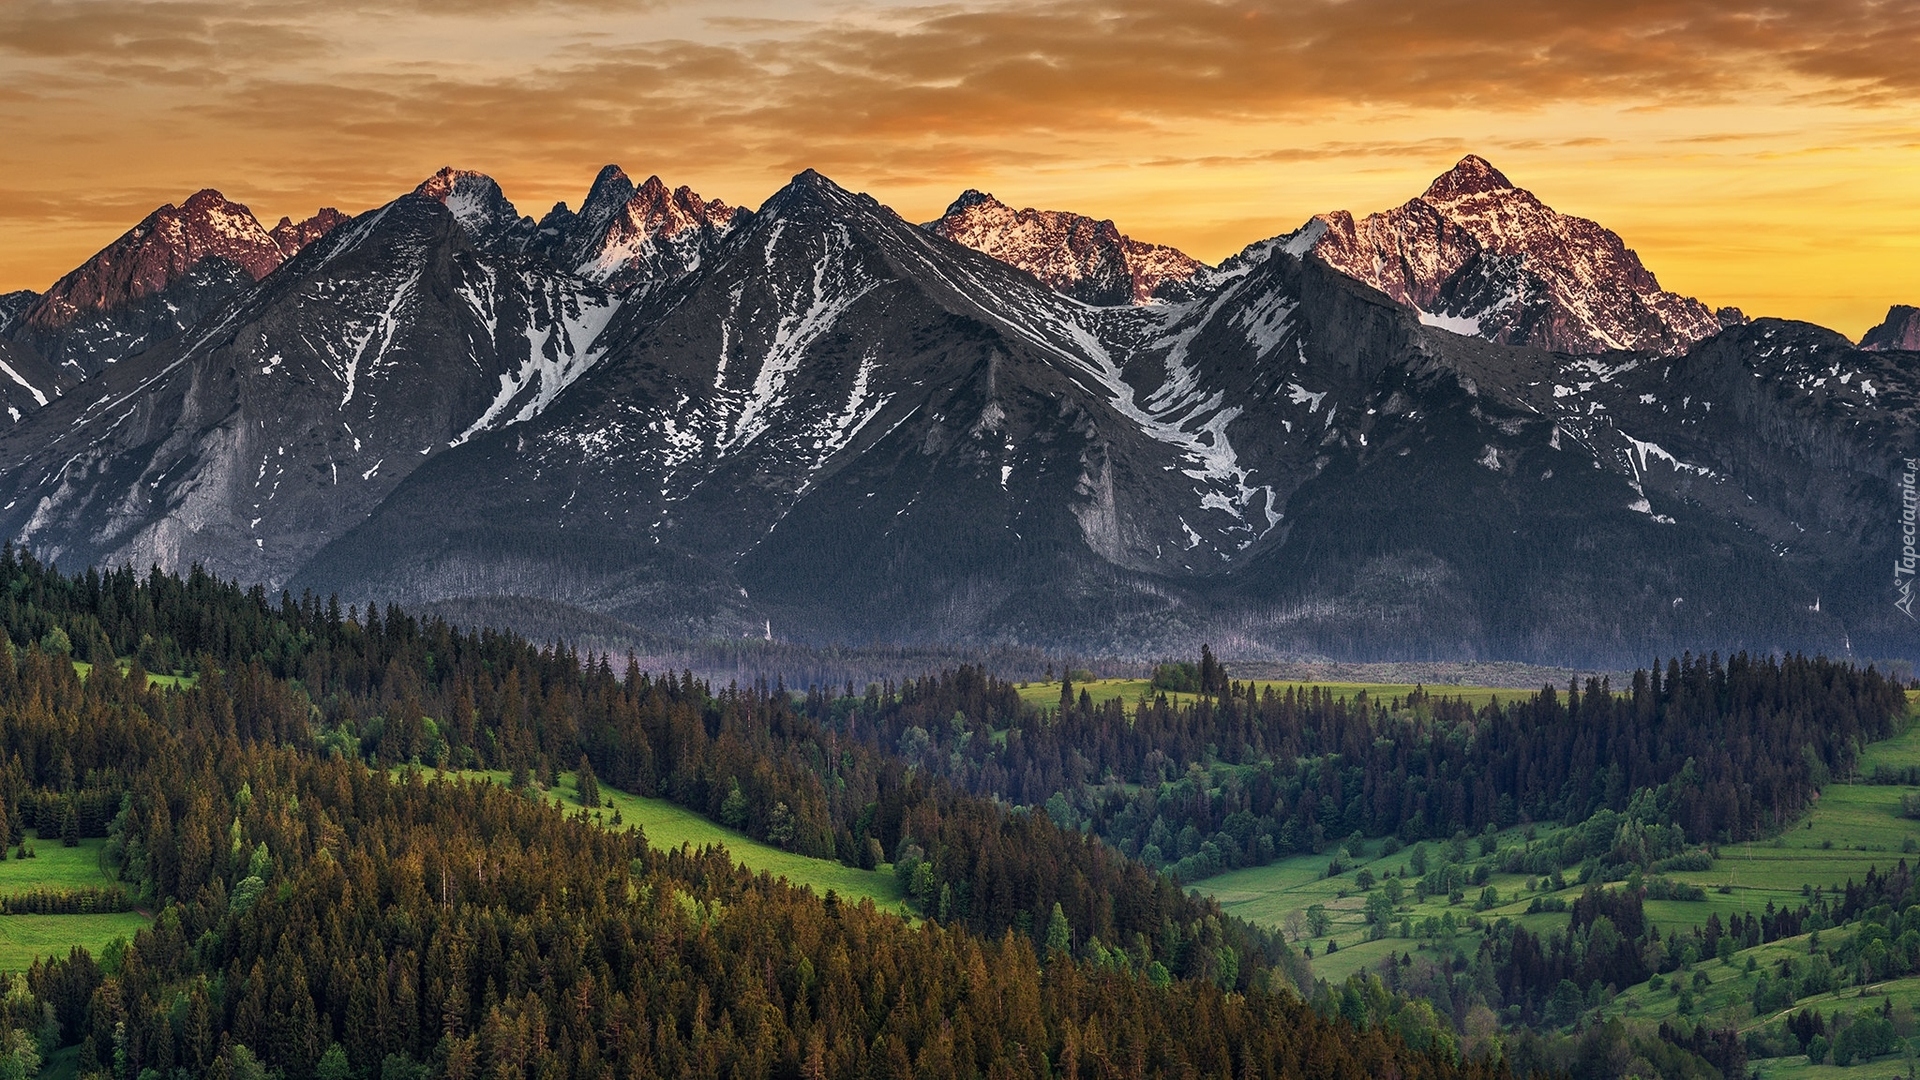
[926,190,1204,305]
[1308,156,1723,355]
[1863,306,1920,352]
[269,208,351,258]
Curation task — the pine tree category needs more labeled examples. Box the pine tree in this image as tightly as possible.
[575,756,600,809]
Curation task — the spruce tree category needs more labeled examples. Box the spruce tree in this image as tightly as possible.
[576,755,600,809]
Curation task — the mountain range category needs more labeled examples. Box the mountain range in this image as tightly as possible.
[0,156,1914,667]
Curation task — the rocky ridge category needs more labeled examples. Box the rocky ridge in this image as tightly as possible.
[926,190,1204,305]
[0,159,1913,665]
[1307,155,1724,355]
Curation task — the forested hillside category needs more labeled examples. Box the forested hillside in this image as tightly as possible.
[0,548,1910,1079]
[0,549,1507,1080]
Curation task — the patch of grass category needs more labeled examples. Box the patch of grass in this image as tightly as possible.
[70,660,197,690]
[442,770,913,918]
[1751,1055,1916,1080]
[0,913,145,972]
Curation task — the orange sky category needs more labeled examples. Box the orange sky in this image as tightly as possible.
[2,0,1916,338]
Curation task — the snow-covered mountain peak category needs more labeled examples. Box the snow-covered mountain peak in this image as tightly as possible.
[620,175,740,238]
[566,173,744,289]
[23,189,284,334]
[925,190,1204,306]
[1422,154,1515,201]
[413,167,532,250]
[1308,160,1720,354]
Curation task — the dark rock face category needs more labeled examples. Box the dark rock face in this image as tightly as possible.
[0,163,1914,666]
[926,190,1203,305]
[1862,306,1920,352]
[1307,155,1721,355]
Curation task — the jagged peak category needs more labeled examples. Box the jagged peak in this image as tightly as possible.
[1422,155,1515,202]
[269,208,352,258]
[1861,304,1920,351]
[942,189,1001,217]
[412,166,529,244]
[179,188,248,213]
[580,165,636,224]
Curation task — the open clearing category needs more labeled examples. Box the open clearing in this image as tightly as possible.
[0,912,146,971]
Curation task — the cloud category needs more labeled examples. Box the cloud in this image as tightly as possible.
[0,0,1915,329]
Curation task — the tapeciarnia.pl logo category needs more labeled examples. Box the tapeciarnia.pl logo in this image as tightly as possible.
[1898,457,1919,620]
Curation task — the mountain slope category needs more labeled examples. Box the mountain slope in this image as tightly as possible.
[1309,156,1723,355]
[0,181,618,588]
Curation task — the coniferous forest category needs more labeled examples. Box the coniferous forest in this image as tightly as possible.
[0,548,1908,1080]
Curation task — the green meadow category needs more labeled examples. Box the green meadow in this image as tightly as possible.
[1198,715,1920,999]
[0,837,115,894]
[1203,822,1577,985]
[442,769,913,918]
[0,913,147,972]
[1013,677,1534,712]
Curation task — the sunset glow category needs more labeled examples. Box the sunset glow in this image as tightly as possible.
[3,0,1916,337]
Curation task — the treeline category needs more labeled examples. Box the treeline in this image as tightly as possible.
[813,655,1905,881]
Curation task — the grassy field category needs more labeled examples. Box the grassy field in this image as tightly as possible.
[1200,717,1920,994]
[1594,716,1920,1072]
[0,836,114,894]
[446,770,914,918]
[0,912,146,971]
[1013,678,1536,712]
[1203,823,1576,984]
